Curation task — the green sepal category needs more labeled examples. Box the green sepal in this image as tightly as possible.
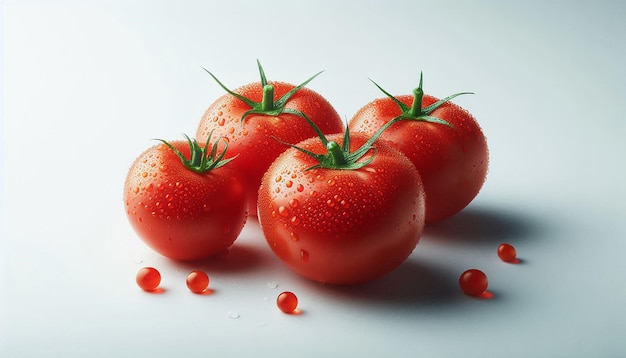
[203,59,323,122]
[274,114,381,171]
[154,132,237,174]
[370,72,473,128]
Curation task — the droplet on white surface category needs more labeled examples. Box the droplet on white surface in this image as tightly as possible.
[134,258,143,264]
[266,281,278,289]
[262,296,270,302]
[228,311,240,319]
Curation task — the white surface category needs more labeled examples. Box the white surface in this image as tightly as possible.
[2,1,626,357]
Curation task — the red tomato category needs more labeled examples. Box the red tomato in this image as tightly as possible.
[257,132,425,285]
[124,135,247,261]
[196,62,343,217]
[349,76,488,223]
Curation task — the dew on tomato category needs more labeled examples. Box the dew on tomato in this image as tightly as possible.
[497,243,517,262]
[277,291,298,313]
[186,270,210,294]
[459,269,488,296]
[136,267,161,291]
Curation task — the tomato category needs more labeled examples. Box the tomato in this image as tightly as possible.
[196,61,343,217]
[124,135,247,261]
[349,74,488,223]
[257,130,425,285]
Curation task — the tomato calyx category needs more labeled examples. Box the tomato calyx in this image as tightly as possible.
[203,59,322,122]
[370,72,473,126]
[274,113,402,171]
[155,132,236,174]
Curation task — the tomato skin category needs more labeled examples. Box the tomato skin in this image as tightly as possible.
[349,95,488,223]
[258,133,425,285]
[196,81,343,217]
[124,141,247,261]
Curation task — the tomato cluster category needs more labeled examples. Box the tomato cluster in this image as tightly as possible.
[123,61,489,285]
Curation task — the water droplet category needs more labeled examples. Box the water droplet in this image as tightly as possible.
[327,179,335,186]
[228,311,240,319]
[203,204,212,212]
[159,164,168,172]
[228,127,235,134]
[141,171,148,178]
[133,187,140,194]
[217,111,223,116]
[278,206,289,217]
[289,199,299,208]
[275,175,282,182]
[285,180,293,188]
[290,216,301,225]
[266,281,278,289]
[300,249,309,262]
[296,184,304,192]
[218,118,226,126]
[134,258,143,264]
[290,232,299,242]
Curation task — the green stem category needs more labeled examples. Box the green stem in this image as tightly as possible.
[327,141,348,166]
[261,84,275,111]
[408,87,423,117]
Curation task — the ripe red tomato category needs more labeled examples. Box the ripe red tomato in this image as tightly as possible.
[196,62,343,217]
[349,75,488,223]
[124,135,247,261]
[257,132,425,285]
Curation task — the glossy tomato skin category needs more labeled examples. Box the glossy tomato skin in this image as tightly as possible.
[258,133,425,285]
[124,141,247,261]
[349,95,488,223]
[196,81,343,217]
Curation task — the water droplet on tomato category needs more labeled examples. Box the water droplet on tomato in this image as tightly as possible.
[275,175,282,183]
[296,184,304,192]
[141,171,148,178]
[300,250,309,262]
[228,127,235,134]
[218,118,225,126]
[289,199,299,208]
[278,206,290,217]
[285,180,293,188]
[290,216,300,225]
[217,111,223,116]
[290,232,299,242]
[309,190,318,197]
[203,204,212,212]
[327,179,335,186]
[133,187,140,194]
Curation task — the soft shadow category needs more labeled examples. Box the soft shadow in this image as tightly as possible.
[308,259,462,308]
[425,205,543,244]
[170,243,269,273]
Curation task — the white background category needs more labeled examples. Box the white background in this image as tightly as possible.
[2,1,626,357]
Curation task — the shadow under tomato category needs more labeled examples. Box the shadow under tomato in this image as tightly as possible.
[309,259,463,308]
[170,243,269,274]
[424,205,543,244]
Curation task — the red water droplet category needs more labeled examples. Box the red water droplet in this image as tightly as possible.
[300,250,309,262]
